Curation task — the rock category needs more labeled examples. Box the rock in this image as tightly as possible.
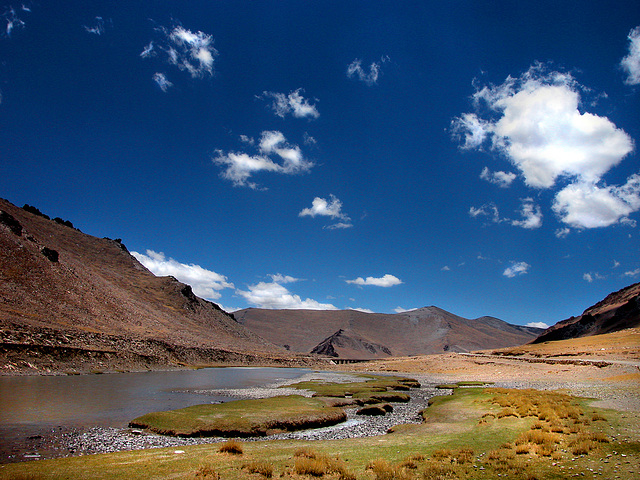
[0,210,23,235]
[41,247,59,262]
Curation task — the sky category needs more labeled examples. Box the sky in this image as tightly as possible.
[1,1,640,328]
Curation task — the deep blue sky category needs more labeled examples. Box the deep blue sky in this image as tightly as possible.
[2,1,639,327]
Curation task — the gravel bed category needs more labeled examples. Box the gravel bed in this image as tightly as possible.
[15,372,448,461]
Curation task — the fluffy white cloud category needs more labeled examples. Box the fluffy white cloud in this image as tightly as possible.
[469,203,503,223]
[132,250,233,300]
[213,131,313,189]
[526,322,549,329]
[236,279,337,310]
[503,261,530,278]
[347,56,389,85]
[346,274,403,287]
[299,194,348,218]
[454,63,637,230]
[141,23,218,79]
[552,175,640,228]
[511,198,543,229]
[261,89,319,119]
[621,26,640,85]
[268,273,299,284]
[583,272,605,283]
[152,72,173,92]
[480,167,516,188]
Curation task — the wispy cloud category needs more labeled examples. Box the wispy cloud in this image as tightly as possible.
[346,274,403,287]
[152,72,173,92]
[141,22,218,81]
[454,63,638,230]
[621,26,640,85]
[260,89,319,119]
[511,198,543,229]
[299,194,352,229]
[236,276,337,310]
[2,5,26,37]
[213,131,313,189]
[503,261,530,278]
[83,16,111,36]
[131,250,234,300]
[347,55,389,85]
[480,167,516,188]
[583,272,605,283]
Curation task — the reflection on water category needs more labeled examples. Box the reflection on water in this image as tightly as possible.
[0,367,308,458]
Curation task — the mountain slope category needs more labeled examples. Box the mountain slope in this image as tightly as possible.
[235,306,543,359]
[0,199,291,373]
[531,282,640,344]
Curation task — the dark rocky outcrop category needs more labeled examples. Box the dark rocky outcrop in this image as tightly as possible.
[0,210,22,236]
[532,282,640,343]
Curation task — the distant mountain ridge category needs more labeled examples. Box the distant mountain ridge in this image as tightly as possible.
[532,282,640,344]
[235,306,543,359]
[0,198,294,373]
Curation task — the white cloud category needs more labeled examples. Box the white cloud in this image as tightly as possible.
[300,195,347,219]
[349,307,375,313]
[503,261,530,278]
[480,167,516,188]
[583,272,605,283]
[141,23,218,79]
[299,195,353,229]
[555,227,571,238]
[236,279,337,310]
[152,72,173,92]
[346,274,403,287]
[132,250,233,300]
[469,203,503,224]
[83,16,110,35]
[451,113,490,149]
[526,322,549,329]
[394,306,418,313]
[268,273,299,284]
[261,89,319,119]
[2,6,26,36]
[552,175,640,228]
[462,64,634,188]
[623,268,640,278]
[511,198,543,229]
[454,63,638,231]
[441,266,451,271]
[347,56,389,85]
[213,131,313,189]
[621,26,640,85]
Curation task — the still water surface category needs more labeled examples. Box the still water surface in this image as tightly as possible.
[0,367,308,452]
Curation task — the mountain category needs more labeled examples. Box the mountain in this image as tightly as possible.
[234,306,543,359]
[0,199,296,374]
[531,282,640,344]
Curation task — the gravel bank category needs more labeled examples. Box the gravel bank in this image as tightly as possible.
[10,372,448,462]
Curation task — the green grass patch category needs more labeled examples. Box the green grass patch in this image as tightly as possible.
[129,395,346,437]
[3,386,636,480]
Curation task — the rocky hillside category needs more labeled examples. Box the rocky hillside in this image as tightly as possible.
[532,282,640,344]
[234,306,543,359]
[0,199,298,374]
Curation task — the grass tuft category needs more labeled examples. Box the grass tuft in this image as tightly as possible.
[218,439,243,455]
[243,461,274,478]
[195,464,220,479]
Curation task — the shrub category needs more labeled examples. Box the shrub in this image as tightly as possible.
[195,464,220,479]
[244,461,274,478]
[218,439,243,455]
[294,457,328,477]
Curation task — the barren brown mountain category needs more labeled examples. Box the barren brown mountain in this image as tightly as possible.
[234,306,543,359]
[532,281,640,344]
[0,199,296,374]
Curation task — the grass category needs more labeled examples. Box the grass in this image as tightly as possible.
[2,385,637,480]
[129,395,346,437]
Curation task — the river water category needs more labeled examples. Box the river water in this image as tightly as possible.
[0,367,309,461]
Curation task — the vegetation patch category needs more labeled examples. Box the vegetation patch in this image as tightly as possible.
[129,395,346,437]
[286,375,419,404]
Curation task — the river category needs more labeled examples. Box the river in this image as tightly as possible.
[0,367,309,462]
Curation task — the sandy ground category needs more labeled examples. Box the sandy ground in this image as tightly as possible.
[330,351,640,412]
